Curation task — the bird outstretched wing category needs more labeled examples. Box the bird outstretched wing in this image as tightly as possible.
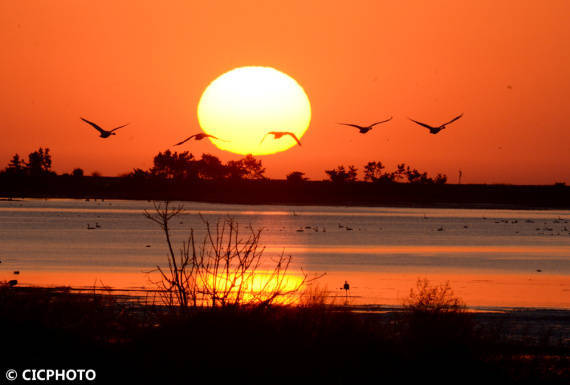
[110,123,129,132]
[370,117,393,127]
[442,113,463,126]
[260,133,272,144]
[339,123,365,130]
[408,118,435,130]
[205,134,226,141]
[174,135,197,146]
[80,117,105,134]
[285,132,302,146]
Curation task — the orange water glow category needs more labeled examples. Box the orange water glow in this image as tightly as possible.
[7,270,306,306]
[7,270,569,309]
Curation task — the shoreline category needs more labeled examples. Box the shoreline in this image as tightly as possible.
[2,194,570,211]
[7,282,570,314]
[1,176,569,210]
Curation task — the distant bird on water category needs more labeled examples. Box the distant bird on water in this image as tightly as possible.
[339,117,393,134]
[261,131,302,146]
[408,114,463,134]
[174,133,224,146]
[81,117,128,138]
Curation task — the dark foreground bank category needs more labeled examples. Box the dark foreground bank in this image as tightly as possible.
[1,285,568,385]
[1,174,570,209]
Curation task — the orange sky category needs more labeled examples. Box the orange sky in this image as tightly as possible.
[1,0,569,184]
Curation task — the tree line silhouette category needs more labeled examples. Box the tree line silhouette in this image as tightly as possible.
[123,150,447,184]
[1,147,447,184]
[1,147,567,208]
[1,148,56,177]
[126,151,266,182]
[325,161,447,184]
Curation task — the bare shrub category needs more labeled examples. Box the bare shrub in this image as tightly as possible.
[399,278,475,358]
[403,278,466,314]
[298,283,334,308]
[144,201,310,309]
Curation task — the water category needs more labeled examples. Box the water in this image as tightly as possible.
[1,198,569,308]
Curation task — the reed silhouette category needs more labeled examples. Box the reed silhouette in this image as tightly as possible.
[2,279,568,384]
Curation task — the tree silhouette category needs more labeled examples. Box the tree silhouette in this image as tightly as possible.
[433,173,448,184]
[151,150,197,181]
[394,163,407,182]
[126,168,150,180]
[197,153,227,180]
[325,165,358,183]
[25,147,54,176]
[2,154,25,176]
[72,168,84,178]
[393,163,447,184]
[363,161,395,183]
[227,154,266,180]
[405,167,425,184]
[286,171,308,184]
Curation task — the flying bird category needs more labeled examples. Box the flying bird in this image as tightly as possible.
[81,117,128,138]
[338,117,393,134]
[174,133,225,146]
[260,131,302,146]
[408,114,463,134]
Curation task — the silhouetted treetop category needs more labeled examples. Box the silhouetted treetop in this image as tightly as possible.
[151,150,197,181]
[1,148,54,177]
[130,151,266,182]
[3,154,25,176]
[364,161,396,183]
[226,154,266,181]
[72,168,84,178]
[198,153,227,180]
[286,171,308,184]
[325,165,358,183]
[325,162,447,184]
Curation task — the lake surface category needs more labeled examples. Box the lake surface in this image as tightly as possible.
[1,198,569,308]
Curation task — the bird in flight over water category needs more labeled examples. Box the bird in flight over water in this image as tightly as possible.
[338,117,393,134]
[81,117,128,138]
[174,133,225,146]
[408,114,463,134]
[260,131,302,146]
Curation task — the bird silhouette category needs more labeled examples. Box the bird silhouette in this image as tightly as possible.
[409,114,463,134]
[338,117,393,134]
[174,133,225,146]
[81,117,128,138]
[260,131,302,146]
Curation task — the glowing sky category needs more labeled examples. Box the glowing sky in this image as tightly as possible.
[1,0,569,184]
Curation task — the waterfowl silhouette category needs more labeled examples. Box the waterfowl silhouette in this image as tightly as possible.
[81,117,128,138]
[174,133,224,146]
[409,114,463,134]
[260,131,302,146]
[342,280,350,301]
[339,117,393,134]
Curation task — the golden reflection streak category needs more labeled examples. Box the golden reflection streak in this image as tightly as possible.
[7,270,570,309]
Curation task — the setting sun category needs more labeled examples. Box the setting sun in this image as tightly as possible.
[197,66,311,155]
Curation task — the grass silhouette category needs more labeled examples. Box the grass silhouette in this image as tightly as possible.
[1,281,568,384]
